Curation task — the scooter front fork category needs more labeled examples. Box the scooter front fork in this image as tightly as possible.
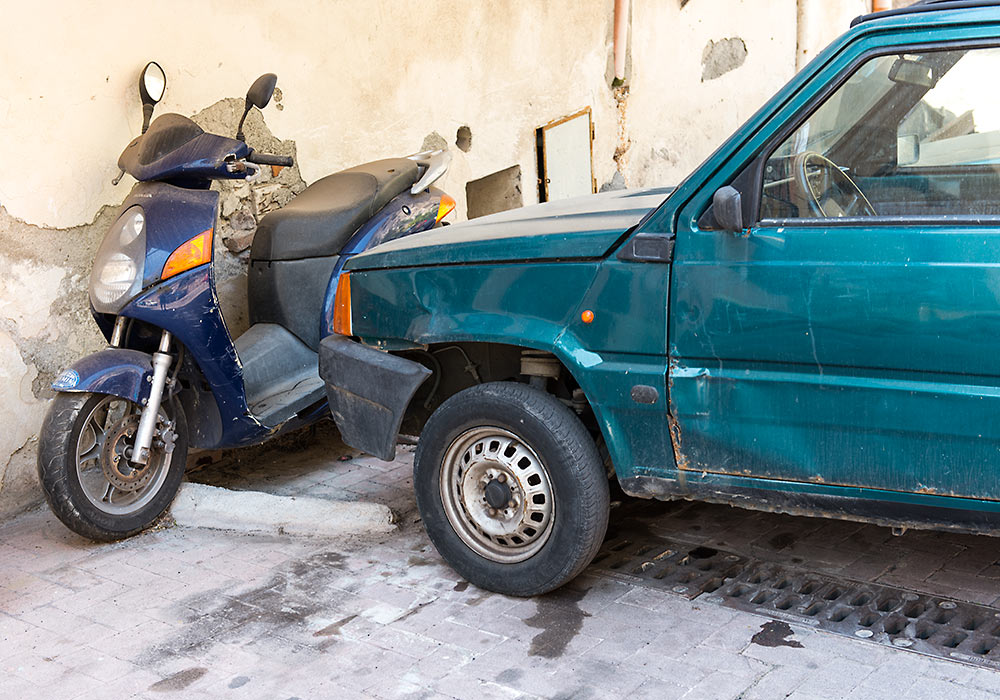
[133,330,173,465]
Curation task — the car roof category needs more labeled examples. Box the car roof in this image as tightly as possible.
[853,0,1000,27]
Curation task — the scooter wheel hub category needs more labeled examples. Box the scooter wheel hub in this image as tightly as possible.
[100,415,154,492]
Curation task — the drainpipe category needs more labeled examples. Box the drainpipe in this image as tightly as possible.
[795,0,808,71]
[613,0,629,84]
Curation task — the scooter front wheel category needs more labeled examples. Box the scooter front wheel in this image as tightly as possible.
[37,392,188,541]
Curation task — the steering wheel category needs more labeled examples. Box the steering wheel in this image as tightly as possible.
[791,151,877,218]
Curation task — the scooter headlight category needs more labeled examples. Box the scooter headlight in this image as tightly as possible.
[90,206,147,313]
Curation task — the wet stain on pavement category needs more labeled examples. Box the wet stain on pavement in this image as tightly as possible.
[141,550,349,667]
[228,676,250,689]
[496,668,523,683]
[453,581,469,592]
[751,621,803,648]
[313,614,358,637]
[525,587,590,658]
[148,667,208,692]
[408,555,432,566]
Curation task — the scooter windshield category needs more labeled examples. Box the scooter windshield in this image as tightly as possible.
[118,113,249,184]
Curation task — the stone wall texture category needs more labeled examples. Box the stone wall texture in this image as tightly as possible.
[0,0,867,518]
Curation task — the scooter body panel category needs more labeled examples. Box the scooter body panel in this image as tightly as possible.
[320,187,443,340]
[121,182,218,289]
[119,266,269,449]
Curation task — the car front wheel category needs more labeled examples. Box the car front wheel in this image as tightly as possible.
[413,382,609,596]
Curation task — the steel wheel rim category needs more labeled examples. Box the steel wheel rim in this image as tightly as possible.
[75,396,172,515]
[439,426,555,563]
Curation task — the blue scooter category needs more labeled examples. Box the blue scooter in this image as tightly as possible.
[38,63,454,540]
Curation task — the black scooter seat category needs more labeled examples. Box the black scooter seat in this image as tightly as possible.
[251,158,420,261]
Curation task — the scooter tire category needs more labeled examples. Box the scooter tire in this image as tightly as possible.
[37,392,188,542]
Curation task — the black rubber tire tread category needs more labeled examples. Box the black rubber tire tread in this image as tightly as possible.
[37,392,188,542]
[414,381,609,597]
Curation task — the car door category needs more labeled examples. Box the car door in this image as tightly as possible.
[669,43,1000,501]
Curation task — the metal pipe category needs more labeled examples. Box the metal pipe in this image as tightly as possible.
[132,330,173,465]
[613,0,629,82]
[796,0,807,71]
[110,316,126,347]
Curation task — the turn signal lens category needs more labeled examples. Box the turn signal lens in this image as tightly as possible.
[333,273,352,336]
[161,229,213,280]
[435,194,456,224]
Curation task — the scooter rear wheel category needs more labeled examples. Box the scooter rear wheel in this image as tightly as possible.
[37,392,188,541]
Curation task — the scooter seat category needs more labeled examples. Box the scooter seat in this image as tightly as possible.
[251,158,420,261]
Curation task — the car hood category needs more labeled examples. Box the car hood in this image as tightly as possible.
[347,186,674,270]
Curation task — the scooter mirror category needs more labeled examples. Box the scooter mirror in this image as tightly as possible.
[138,62,166,135]
[246,73,277,109]
[140,62,166,105]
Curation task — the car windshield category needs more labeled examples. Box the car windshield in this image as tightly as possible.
[780,56,898,158]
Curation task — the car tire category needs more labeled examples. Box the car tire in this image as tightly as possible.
[413,381,609,596]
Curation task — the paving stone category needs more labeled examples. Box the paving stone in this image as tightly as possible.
[698,615,761,652]
[790,655,876,697]
[737,665,809,700]
[407,643,475,681]
[433,671,538,700]
[903,676,997,700]
[3,651,75,686]
[624,644,713,685]
[683,669,769,700]
[629,676,691,700]
[421,618,507,653]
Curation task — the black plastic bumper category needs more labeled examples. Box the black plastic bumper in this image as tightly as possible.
[319,336,431,461]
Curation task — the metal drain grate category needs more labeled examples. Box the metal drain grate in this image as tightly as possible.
[591,534,749,599]
[591,536,1000,670]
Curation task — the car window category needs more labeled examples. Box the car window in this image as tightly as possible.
[899,49,1000,168]
[759,46,1000,221]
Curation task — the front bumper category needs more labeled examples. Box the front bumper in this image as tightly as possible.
[319,336,431,461]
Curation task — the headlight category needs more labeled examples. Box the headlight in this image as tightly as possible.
[90,206,146,313]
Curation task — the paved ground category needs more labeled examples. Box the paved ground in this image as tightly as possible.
[5,424,1000,699]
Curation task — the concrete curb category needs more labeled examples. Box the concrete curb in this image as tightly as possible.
[170,482,395,538]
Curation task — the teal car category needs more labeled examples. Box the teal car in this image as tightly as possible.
[320,1,1000,596]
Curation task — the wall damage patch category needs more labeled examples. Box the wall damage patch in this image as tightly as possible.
[702,37,748,81]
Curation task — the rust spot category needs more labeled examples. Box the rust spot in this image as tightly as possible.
[666,410,690,473]
[666,358,691,474]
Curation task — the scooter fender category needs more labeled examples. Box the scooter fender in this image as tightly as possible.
[51,349,154,404]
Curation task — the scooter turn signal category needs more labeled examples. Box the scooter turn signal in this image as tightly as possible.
[162,229,213,280]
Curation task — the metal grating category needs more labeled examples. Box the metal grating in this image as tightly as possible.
[591,535,1000,670]
[591,534,748,600]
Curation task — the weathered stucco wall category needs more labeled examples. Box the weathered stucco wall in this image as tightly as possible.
[0,0,870,518]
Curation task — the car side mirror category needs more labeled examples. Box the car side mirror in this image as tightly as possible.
[237,73,278,141]
[138,61,166,134]
[713,186,743,233]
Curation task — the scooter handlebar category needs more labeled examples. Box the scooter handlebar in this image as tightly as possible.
[247,151,294,167]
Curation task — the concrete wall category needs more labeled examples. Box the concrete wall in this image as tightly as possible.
[0,0,869,518]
